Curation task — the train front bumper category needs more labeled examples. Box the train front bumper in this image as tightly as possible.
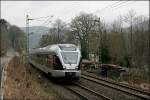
[51,70,81,77]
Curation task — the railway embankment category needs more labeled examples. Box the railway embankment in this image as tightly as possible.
[3,56,60,99]
[1,49,15,100]
[2,55,149,100]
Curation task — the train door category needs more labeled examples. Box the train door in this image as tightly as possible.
[53,55,63,70]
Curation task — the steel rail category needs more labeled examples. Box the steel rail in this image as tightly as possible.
[82,74,150,100]
[83,72,150,96]
[64,86,89,100]
[72,82,112,100]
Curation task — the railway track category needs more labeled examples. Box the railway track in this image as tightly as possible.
[82,72,150,100]
[64,82,112,100]
[30,61,149,100]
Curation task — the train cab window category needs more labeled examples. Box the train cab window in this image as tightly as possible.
[59,46,76,51]
[61,52,78,64]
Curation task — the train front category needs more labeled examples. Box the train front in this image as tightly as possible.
[54,44,81,78]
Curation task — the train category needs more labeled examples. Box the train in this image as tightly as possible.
[29,44,82,79]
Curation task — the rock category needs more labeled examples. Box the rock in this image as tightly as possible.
[120,81,129,85]
[140,83,150,91]
[38,75,41,79]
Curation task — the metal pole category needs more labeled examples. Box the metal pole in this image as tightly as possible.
[98,17,102,65]
[58,25,60,43]
[26,15,29,65]
[28,16,29,59]
[26,15,28,55]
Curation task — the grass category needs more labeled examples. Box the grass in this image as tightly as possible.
[4,56,60,99]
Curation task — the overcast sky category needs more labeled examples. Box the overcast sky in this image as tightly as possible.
[1,1,149,27]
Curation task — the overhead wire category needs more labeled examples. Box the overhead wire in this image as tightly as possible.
[30,1,134,26]
[28,15,54,38]
[109,1,129,9]
[30,16,52,20]
[94,1,122,14]
[92,0,134,23]
[110,0,134,11]
[29,15,53,27]
[93,0,132,16]
[41,16,53,27]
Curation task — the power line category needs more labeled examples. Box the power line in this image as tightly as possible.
[28,15,53,28]
[111,1,135,11]
[92,0,136,23]
[94,1,122,14]
[94,1,130,15]
[30,16,52,20]
[109,1,129,9]
[41,16,53,27]
[32,19,48,21]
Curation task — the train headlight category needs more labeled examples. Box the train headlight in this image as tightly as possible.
[63,66,66,69]
[75,66,78,70]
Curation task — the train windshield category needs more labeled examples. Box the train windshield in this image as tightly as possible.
[59,46,76,51]
[61,52,78,64]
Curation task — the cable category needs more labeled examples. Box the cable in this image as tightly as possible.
[28,15,53,28]
[94,1,122,14]
[94,1,130,15]
[31,16,52,20]
[111,0,134,11]
[41,16,53,26]
[31,19,48,21]
[92,0,135,23]
[109,1,129,9]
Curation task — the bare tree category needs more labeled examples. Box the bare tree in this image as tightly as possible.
[39,19,68,47]
[132,15,149,68]
[50,19,66,43]
[70,12,96,59]
[124,9,136,67]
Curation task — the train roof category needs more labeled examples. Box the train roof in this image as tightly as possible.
[29,43,78,55]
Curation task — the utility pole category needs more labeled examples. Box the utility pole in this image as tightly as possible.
[92,17,102,68]
[25,14,29,74]
[25,14,53,59]
[98,17,102,64]
[26,15,29,57]
[26,15,29,66]
[26,15,33,66]
[94,17,102,65]
[130,19,133,67]
[57,24,60,43]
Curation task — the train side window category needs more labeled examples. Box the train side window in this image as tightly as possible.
[53,56,56,66]
[47,55,53,68]
[53,55,59,68]
[44,54,48,66]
